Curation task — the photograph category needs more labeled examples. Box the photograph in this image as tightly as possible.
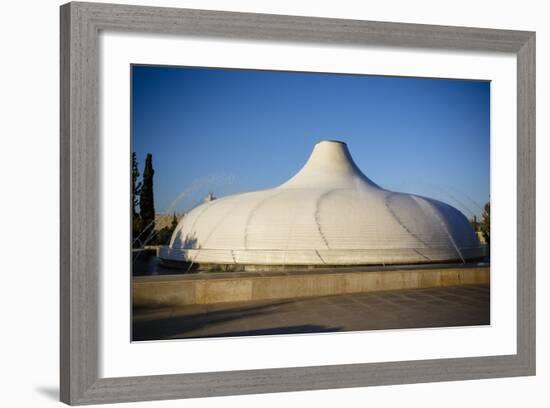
[130,64,491,342]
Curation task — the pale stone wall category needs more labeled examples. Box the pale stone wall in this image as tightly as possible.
[133,265,489,307]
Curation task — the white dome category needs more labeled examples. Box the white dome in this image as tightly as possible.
[160,141,483,268]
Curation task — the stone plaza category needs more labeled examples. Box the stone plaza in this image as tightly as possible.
[133,283,489,341]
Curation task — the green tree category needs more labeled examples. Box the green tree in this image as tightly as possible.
[170,212,178,230]
[470,215,479,232]
[480,201,490,245]
[139,153,155,245]
[131,152,142,247]
[156,213,179,245]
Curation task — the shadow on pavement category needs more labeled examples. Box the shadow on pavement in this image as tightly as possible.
[133,300,296,341]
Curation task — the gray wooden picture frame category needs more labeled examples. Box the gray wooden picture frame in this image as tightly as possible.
[60,1,536,405]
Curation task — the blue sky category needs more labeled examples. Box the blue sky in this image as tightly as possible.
[131,65,490,220]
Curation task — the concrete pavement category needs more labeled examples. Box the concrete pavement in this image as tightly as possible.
[132,283,490,341]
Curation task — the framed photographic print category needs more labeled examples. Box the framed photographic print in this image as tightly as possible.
[60,1,535,405]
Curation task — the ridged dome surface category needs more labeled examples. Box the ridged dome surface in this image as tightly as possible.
[160,141,483,267]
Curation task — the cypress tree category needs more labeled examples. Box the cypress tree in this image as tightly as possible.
[131,152,142,247]
[131,152,141,217]
[139,153,155,244]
